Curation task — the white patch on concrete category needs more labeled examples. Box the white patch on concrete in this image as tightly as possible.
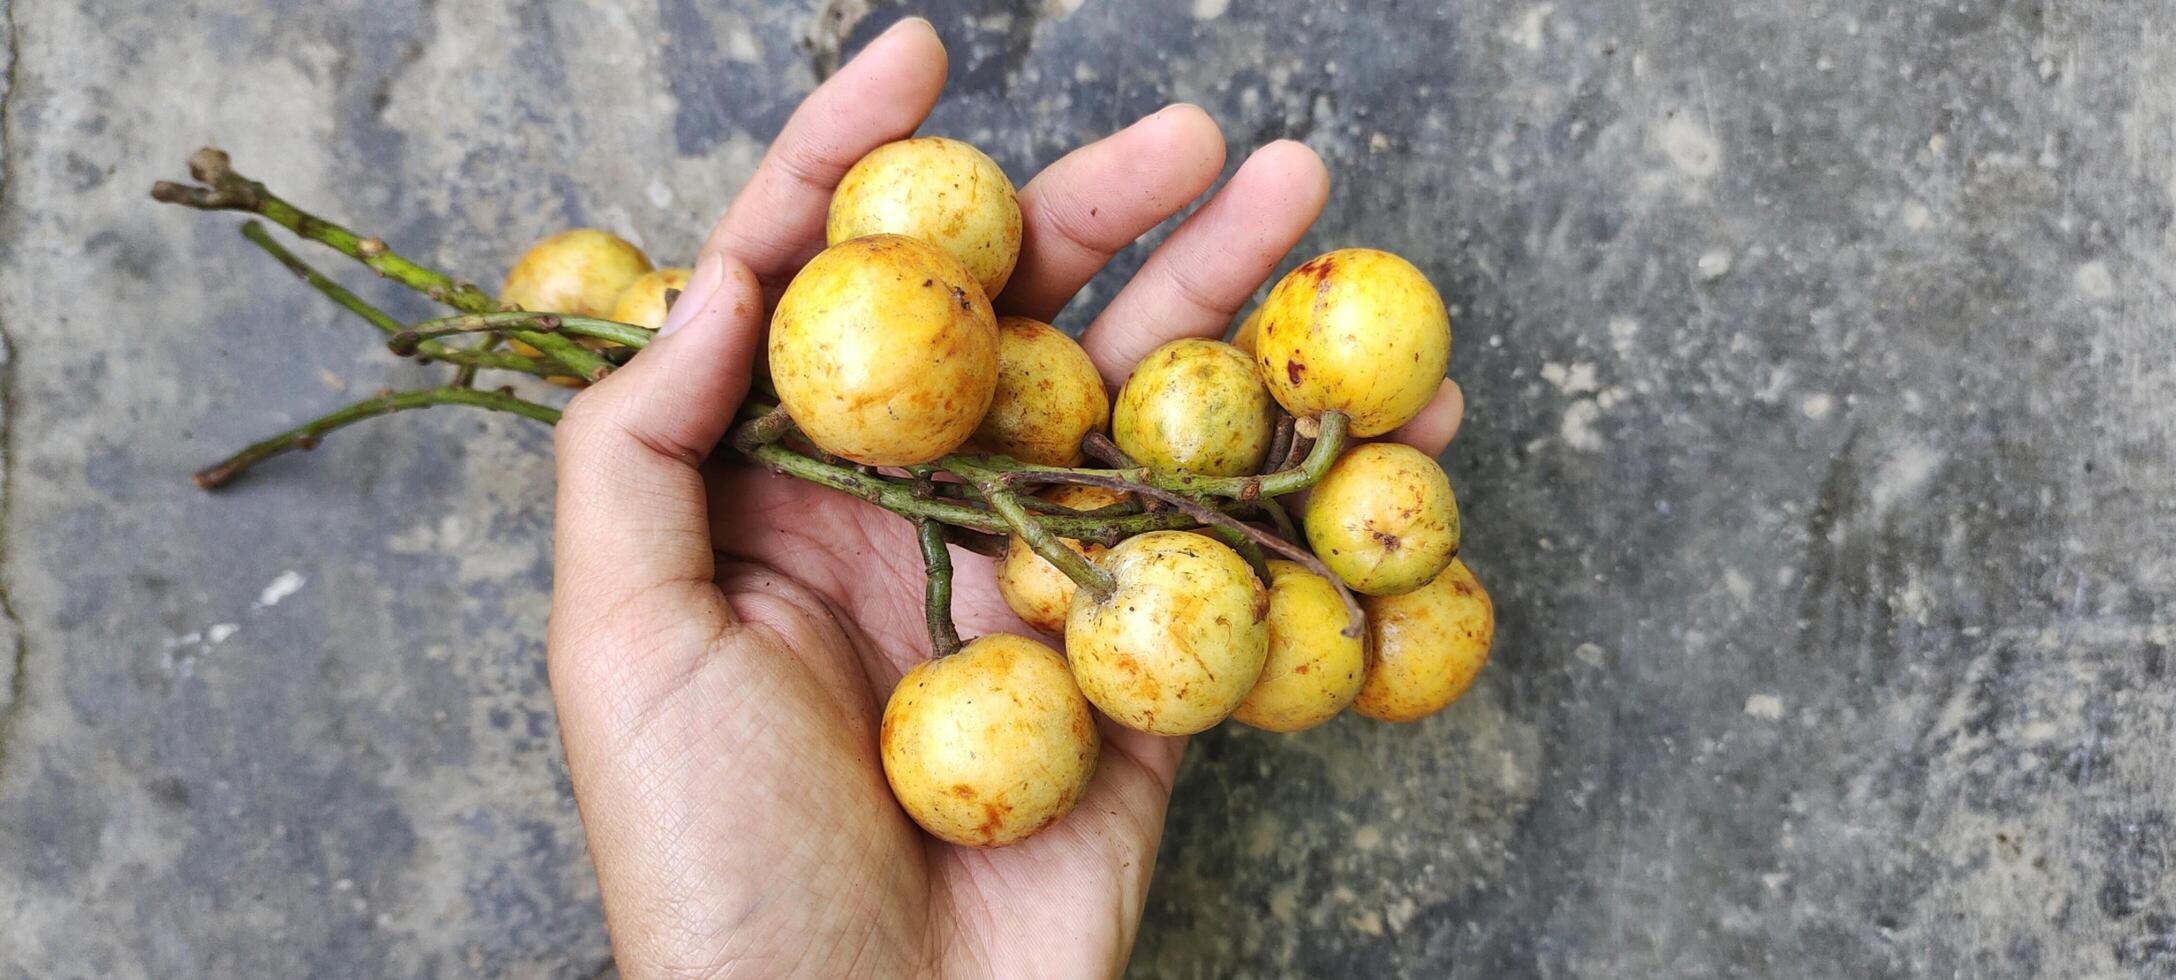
[1901,201,1932,230]
[1574,642,1606,667]
[724,26,761,63]
[206,623,240,645]
[1869,442,1945,519]
[1659,114,1721,177]
[1509,4,1553,49]
[1560,400,1606,451]
[1190,0,1229,19]
[257,571,307,608]
[645,177,674,209]
[1696,249,1734,281]
[1744,694,1785,720]
[1609,316,1641,345]
[1541,360,1601,395]
[316,368,346,393]
[1724,568,1753,605]
[2073,260,2114,300]
[1800,393,1834,420]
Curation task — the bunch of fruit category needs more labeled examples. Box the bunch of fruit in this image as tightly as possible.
[152,136,1495,850]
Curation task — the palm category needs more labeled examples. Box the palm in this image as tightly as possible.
[550,20,1456,979]
[695,462,1179,974]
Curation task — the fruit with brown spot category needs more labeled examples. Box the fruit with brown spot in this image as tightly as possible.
[973,317,1110,466]
[1066,530,1270,735]
[1354,559,1494,722]
[828,137,1023,298]
[769,235,999,466]
[1233,560,1369,732]
[1305,442,1460,596]
[1253,248,1450,437]
[1111,338,1278,477]
[880,634,1100,846]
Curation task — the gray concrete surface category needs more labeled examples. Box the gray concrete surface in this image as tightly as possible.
[2,0,2172,976]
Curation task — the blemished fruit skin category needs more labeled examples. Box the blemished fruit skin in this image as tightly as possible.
[1353,559,1493,722]
[1232,560,1369,733]
[995,485,1129,636]
[974,317,1111,466]
[1112,338,1278,477]
[769,235,1000,466]
[1305,442,1461,596]
[607,266,694,330]
[1066,530,1270,735]
[828,137,1023,299]
[1254,248,1450,437]
[880,634,1100,847]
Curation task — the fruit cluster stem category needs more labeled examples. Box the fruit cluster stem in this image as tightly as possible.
[154,148,611,381]
[915,515,963,657]
[194,386,562,489]
[948,458,1117,597]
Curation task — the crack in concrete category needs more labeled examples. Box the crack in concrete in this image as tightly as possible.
[0,0,28,787]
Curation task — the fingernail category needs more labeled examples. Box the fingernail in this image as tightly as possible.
[887,16,935,38]
[659,253,726,337]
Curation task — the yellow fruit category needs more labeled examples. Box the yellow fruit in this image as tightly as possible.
[1354,559,1493,722]
[1230,306,1260,354]
[769,235,1000,466]
[1111,339,1278,477]
[1305,442,1460,596]
[973,317,1110,466]
[1232,560,1369,732]
[1066,530,1269,735]
[828,137,1023,298]
[995,485,1128,635]
[607,266,694,330]
[1254,248,1450,437]
[498,229,653,384]
[880,634,1100,847]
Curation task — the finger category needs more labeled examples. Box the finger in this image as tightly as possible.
[1076,140,1329,386]
[1383,379,1465,457]
[996,104,1226,321]
[551,253,766,629]
[700,18,947,293]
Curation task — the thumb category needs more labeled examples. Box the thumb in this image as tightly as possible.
[551,251,765,638]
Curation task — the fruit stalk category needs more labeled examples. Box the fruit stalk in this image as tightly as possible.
[193,386,563,489]
[993,410,1350,501]
[392,312,656,355]
[1012,467,1365,638]
[240,222,553,376]
[948,457,1117,596]
[914,514,963,657]
[153,148,611,381]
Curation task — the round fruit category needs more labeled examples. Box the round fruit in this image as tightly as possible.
[880,634,1100,847]
[607,266,694,330]
[1229,306,1260,355]
[769,235,1000,466]
[828,137,1023,299]
[974,317,1110,466]
[1354,559,1493,722]
[1305,442,1460,596]
[501,228,653,320]
[1066,530,1270,735]
[1111,338,1278,477]
[995,485,1129,635]
[1254,248,1450,437]
[1232,560,1369,733]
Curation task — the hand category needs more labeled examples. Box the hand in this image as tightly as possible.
[547,19,1464,979]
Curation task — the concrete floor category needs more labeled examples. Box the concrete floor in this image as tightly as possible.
[2,0,2173,977]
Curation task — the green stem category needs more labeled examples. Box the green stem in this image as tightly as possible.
[1258,496,1300,544]
[992,410,1350,500]
[157,149,610,381]
[915,516,962,657]
[949,458,1115,597]
[195,387,562,489]
[394,312,655,355]
[239,222,555,377]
